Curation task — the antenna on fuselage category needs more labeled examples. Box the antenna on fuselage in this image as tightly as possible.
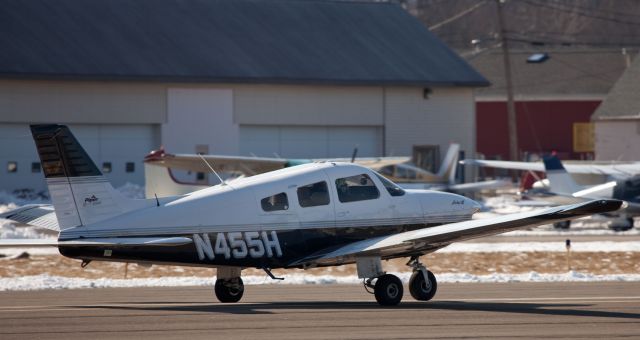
[351,145,359,163]
[197,153,226,186]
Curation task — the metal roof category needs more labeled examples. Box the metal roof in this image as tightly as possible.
[467,48,631,99]
[592,54,640,119]
[0,0,488,87]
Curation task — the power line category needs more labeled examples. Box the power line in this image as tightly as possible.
[522,0,640,26]
[428,0,488,30]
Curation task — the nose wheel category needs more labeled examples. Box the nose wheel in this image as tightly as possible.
[214,277,244,303]
[407,256,438,301]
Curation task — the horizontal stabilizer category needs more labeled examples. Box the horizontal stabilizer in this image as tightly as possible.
[58,237,193,247]
[290,199,623,267]
[0,237,193,248]
[0,239,58,247]
[0,204,59,231]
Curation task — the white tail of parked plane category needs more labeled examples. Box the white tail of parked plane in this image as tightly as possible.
[30,125,152,230]
[543,155,618,199]
[437,143,460,185]
[542,155,583,195]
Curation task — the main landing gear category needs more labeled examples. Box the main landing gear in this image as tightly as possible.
[361,256,438,306]
[214,267,244,303]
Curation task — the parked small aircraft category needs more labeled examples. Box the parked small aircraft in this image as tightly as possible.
[0,125,621,306]
[521,155,638,231]
[461,157,640,187]
[144,144,509,197]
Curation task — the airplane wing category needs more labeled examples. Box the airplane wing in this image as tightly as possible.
[0,204,59,231]
[348,157,411,169]
[461,159,640,176]
[145,150,288,175]
[460,159,545,172]
[289,199,622,267]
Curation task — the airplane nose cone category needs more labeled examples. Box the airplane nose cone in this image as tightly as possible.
[469,199,482,213]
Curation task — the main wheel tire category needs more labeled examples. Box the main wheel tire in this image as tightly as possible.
[409,270,437,301]
[610,217,634,232]
[214,278,244,303]
[553,220,571,229]
[374,274,403,306]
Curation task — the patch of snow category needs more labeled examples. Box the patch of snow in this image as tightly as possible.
[2,272,640,291]
[440,241,640,253]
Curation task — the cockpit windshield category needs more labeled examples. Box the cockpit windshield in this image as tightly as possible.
[374,173,405,196]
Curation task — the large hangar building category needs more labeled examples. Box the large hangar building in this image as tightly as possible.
[0,0,488,192]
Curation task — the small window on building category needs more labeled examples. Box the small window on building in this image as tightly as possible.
[335,174,380,203]
[261,192,289,212]
[196,172,205,181]
[374,173,405,197]
[102,162,112,173]
[125,162,135,173]
[297,181,330,207]
[31,162,41,173]
[7,161,17,173]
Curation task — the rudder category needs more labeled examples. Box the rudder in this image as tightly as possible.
[31,125,132,230]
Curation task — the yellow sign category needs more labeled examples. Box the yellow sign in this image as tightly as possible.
[573,123,594,152]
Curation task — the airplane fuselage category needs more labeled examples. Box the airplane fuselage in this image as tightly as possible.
[58,163,479,269]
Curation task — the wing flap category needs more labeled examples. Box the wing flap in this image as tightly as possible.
[290,199,623,267]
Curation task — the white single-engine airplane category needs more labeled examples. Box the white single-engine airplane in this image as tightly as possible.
[1,125,622,306]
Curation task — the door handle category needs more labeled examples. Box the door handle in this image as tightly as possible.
[337,211,349,217]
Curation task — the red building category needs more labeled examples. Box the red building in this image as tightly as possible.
[469,48,632,161]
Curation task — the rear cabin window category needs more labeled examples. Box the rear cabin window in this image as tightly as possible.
[335,174,380,203]
[297,181,330,207]
[261,192,289,212]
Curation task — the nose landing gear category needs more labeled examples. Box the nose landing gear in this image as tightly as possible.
[407,256,438,301]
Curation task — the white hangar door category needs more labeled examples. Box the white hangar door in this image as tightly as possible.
[239,126,382,159]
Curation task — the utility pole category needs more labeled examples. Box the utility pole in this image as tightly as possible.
[496,0,518,162]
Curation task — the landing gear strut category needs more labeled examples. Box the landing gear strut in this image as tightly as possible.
[214,277,244,303]
[407,256,437,301]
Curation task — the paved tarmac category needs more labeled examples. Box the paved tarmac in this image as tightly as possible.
[0,282,638,339]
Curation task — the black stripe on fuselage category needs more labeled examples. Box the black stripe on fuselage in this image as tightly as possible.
[58,223,437,269]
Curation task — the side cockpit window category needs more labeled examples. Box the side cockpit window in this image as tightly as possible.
[335,174,380,203]
[261,192,289,212]
[297,181,330,207]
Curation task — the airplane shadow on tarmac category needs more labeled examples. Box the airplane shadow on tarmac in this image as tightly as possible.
[76,300,640,319]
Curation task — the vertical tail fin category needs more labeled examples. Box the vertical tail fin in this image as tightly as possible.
[436,143,460,184]
[542,155,582,195]
[30,125,134,230]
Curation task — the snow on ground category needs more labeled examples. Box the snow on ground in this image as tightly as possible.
[2,241,639,257]
[440,241,640,253]
[2,271,640,291]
